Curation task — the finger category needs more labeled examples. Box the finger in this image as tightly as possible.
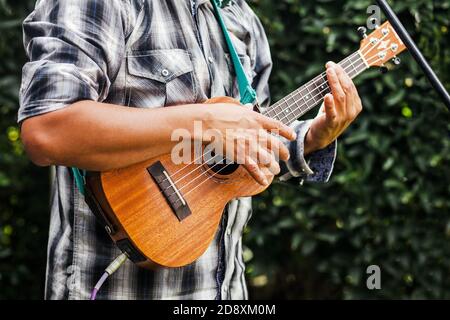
[255,112,297,141]
[326,62,346,112]
[245,136,272,167]
[324,93,337,124]
[267,152,281,175]
[334,63,353,95]
[244,156,269,186]
[355,94,363,115]
[258,130,290,162]
[256,146,280,175]
[351,86,363,117]
[254,144,272,166]
[319,102,326,114]
[334,64,360,117]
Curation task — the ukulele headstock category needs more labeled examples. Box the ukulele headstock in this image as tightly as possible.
[358,21,407,68]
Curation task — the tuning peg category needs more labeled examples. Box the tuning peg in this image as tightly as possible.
[392,57,401,65]
[357,26,368,39]
[380,65,389,74]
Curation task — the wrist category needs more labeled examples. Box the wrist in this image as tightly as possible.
[165,104,206,140]
[304,129,327,156]
[304,129,321,155]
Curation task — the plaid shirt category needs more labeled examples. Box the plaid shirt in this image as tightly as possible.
[19,0,336,300]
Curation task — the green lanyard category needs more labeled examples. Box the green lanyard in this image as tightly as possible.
[72,1,258,195]
[72,167,86,195]
[210,0,257,105]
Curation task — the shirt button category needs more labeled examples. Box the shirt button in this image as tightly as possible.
[226,228,232,236]
[208,56,214,64]
[161,69,170,77]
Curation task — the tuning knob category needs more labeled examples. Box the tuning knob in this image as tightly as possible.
[392,57,401,65]
[380,65,389,74]
[357,26,368,39]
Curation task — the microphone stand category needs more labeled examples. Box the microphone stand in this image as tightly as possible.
[375,0,450,110]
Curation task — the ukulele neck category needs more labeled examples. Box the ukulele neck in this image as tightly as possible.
[263,50,368,126]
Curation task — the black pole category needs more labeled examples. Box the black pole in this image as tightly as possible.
[375,0,450,110]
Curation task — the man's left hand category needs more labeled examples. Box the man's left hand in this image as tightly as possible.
[304,61,363,154]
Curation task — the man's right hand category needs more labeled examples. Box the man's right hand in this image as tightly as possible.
[189,100,296,186]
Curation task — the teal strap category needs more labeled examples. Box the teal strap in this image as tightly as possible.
[211,0,257,105]
[71,167,86,195]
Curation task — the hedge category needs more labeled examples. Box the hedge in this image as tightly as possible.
[0,0,449,299]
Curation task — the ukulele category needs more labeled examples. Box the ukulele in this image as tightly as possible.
[85,21,407,269]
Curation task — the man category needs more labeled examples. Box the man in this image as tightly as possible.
[19,0,362,299]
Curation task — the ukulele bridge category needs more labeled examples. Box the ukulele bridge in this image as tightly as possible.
[147,161,191,221]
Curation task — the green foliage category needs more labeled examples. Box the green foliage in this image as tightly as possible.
[245,0,450,299]
[0,0,449,299]
[0,0,49,299]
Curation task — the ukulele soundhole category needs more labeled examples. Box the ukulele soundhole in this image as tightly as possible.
[203,150,239,176]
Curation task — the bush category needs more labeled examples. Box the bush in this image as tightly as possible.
[0,0,49,299]
[246,0,450,299]
[0,0,449,299]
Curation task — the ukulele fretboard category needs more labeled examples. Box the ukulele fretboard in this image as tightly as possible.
[264,51,367,126]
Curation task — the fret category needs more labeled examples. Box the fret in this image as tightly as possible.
[304,85,313,107]
[313,76,328,100]
[265,102,284,121]
[339,54,353,70]
[283,96,295,114]
[273,100,287,122]
[348,52,367,79]
[281,98,291,118]
[280,107,295,124]
[340,53,354,70]
[309,80,321,103]
[346,54,358,78]
[278,95,295,124]
[299,91,308,108]
[270,103,283,121]
[317,77,328,93]
[263,106,277,119]
[339,53,355,70]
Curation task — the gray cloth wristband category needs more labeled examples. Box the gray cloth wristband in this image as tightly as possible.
[278,120,337,184]
[279,120,314,181]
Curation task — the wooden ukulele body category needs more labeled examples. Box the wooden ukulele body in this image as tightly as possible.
[85,97,271,269]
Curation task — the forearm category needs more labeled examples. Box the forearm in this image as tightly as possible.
[20,100,201,171]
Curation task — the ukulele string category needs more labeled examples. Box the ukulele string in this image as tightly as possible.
[162,147,207,180]
[146,33,383,192]
[168,152,232,195]
[166,52,386,206]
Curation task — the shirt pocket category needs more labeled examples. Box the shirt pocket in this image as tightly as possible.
[125,49,198,108]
